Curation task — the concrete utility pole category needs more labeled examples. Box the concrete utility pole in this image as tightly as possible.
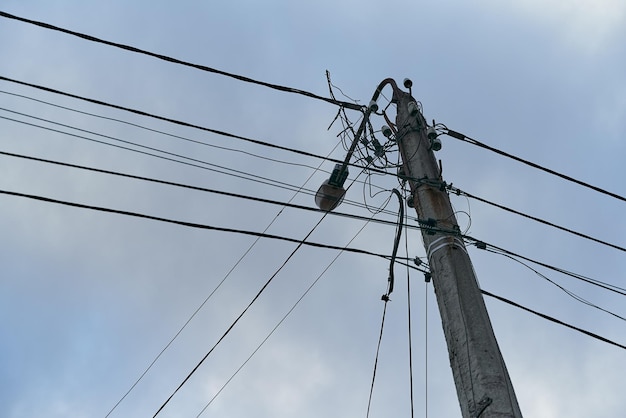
[394,85,523,418]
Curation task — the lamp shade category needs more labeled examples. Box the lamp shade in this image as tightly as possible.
[315,180,346,211]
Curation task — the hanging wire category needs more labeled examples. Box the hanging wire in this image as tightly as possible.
[404,188,415,418]
[384,189,405,298]
[425,277,429,418]
[196,217,375,417]
[365,299,389,418]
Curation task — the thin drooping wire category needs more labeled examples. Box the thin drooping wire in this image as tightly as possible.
[481,289,626,351]
[404,193,415,418]
[0,113,403,215]
[466,237,626,297]
[0,12,362,111]
[446,129,626,203]
[0,75,429,186]
[0,89,331,172]
[425,278,429,418]
[152,211,331,417]
[0,113,315,195]
[385,189,404,297]
[196,211,377,417]
[152,161,376,416]
[104,140,344,418]
[452,186,626,253]
[0,75,350,165]
[487,249,626,322]
[0,188,396,260]
[0,105,405,215]
[0,150,423,231]
[366,189,405,418]
[366,300,388,418]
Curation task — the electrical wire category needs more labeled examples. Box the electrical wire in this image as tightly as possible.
[0,150,427,232]
[153,159,377,416]
[365,298,389,418]
[0,75,350,166]
[384,189,404,297]
[424,279,429,418]
[465,237,626,297]
[0,107,331,188]
[446,129,626,204]
[152,212,331,417]
[0,188,400,260]
[0,113,320,197]
[481,289,626,351]
[404,193,415,418]
[451,186,626,253]
[0,76,409,182]
[489,249,626,322]
[104,139,346,417]
[0,11,362,111]
[0,90,328,172]
[195,203,379,417]
[0,112,403,216]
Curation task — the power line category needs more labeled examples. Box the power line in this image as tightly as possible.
[196,206,377,417]
[481,289,626,351]
[0,11,362,111]
[106,139,345,417]
[1,111,391,216]
[152,212,331,417]
[0,89,329,172]
[0,150,424,231]
[0,75,348,164]
[0,76,401,180]
[446,129,626,203]
[486,248,626,322]
[465,237,626,297]
[0,188,398,260]
[450,186,626,253]
[0,113,325,198]
[366,298,389,418]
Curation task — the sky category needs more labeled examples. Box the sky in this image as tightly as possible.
[1,1,625,417]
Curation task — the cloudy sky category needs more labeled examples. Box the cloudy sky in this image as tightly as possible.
[1,1,625,417]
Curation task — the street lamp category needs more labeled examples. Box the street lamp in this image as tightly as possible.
[315,78,402,211]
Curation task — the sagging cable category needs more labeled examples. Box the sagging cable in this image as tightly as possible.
[383,189,404,300]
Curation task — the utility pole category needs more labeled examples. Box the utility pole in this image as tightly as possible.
[316,78,523,417]
[394,86,523,418]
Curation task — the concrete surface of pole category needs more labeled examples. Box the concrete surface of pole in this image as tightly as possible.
[394,87,523,418]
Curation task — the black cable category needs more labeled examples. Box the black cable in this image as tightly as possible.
[366,300,388,418]
[404,199,415,418]
[384,189,404,297]
[0,113,316,195]
[106,141,346,417]
[466,237,626,297]
[481,289,626,351]
[486,249,626,322]
[0,89,326,172]
[152,213,330,417]
[0,11,362,111]
[1,112,401,216]
[0,108,334,194]
[446,129,626,203]
[196,208,377,417]
[0,150,426,232]
[0,75,348,164]
[0,75,404,181]
[155,158,377,416]
[452,186,626,253]
[0,188,396,260]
